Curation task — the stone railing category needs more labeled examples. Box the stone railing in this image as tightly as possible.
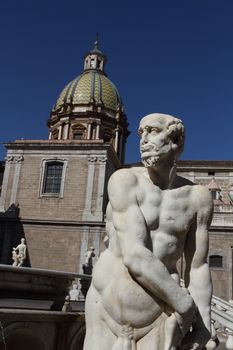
[211,214,233,227]
[209,295,233,349]
[214,204,233,213]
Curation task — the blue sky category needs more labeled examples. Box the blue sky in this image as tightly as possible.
[0,0,233,163]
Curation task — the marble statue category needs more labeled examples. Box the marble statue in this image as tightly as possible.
[84,113,213,350]
[62,295,72,312]
[69,281,80,301]
[83,247,95,275]
[85,246,95,267]
[12,238,27,267]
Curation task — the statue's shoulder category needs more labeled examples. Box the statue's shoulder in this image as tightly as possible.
[192,183,212,201]
[173,176,212,210]
[108,169,141,208]
[109,168,139,188]
[190,184,213,217]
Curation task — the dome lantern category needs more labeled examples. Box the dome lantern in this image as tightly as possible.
[83,34,107,73]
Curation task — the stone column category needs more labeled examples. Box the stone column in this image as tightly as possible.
[79,227,89,273]
[96,123,100,140]
[92,227,101,264]
[82,156,97,220]
[63,122,69,140]
[114,128,119,153]
[58,125,62,140]
[95,156,107,221]
[10,155,24,205]
[87,123,92,140]
[119,132,123,161]
[0,155,14,211]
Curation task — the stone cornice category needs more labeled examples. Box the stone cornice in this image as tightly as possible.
[125,160,233,172]
[0,217,106,227]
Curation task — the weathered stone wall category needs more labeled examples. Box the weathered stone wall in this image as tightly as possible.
[17,155,88,221]
[209,231,233,301]
[177,162,233,301]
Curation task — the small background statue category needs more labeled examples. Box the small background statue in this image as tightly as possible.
[69,281,80,301]
[12,238,27,267]
[81,247,95,297]
[85,246,95,268]
[82,246,95,275]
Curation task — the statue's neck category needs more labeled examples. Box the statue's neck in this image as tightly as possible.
[146,159,177,190]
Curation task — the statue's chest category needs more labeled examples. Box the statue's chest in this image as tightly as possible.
[139,186,194,233]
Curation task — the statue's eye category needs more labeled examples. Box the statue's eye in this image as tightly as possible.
[151,127,161,133]
[138,128,143,135]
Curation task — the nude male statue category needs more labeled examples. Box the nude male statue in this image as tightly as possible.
[12,238,27,267]
[85,247,95,268]
[84,113,213,350]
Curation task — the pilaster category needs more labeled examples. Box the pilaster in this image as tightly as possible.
[10,155,24,205]
[0,155,17,211]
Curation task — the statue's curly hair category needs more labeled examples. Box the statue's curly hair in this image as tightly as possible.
[166,118,185,156]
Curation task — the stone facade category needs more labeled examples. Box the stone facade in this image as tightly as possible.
[177,160,233,301]
[0,141,119,272]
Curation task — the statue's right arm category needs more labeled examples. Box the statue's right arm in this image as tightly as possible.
[108,169,194,316]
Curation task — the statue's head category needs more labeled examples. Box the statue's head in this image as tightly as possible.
[138,113,185,168]
[21,238,25,244]
[73,283,78,290]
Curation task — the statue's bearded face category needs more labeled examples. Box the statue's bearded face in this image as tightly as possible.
[139,116,180,168]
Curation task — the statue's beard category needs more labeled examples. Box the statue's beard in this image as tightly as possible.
[142,155,160,168]
[140,143,173,168]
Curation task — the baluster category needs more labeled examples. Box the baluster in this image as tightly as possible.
[205,338,218,349]
[226,331,233,350]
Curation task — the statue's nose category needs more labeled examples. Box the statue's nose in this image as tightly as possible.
[141,132,148,144]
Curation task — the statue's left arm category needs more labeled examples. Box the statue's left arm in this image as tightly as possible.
[184,185,213,340]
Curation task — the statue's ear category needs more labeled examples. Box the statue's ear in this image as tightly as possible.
[171,143,178,151]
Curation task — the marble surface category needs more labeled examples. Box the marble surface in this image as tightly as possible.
[84,113,214,350]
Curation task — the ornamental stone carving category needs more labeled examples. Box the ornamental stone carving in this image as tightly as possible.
[98,156,107,163]
[5,155,24,163]
[15,155,24,163]
[88,156,97,163]
[5,155,14,162]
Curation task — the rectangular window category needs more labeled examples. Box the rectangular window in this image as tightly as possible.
[43,162,63,194]
[209,255,223,268]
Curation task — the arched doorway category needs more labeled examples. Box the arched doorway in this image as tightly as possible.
[0,328,45,350]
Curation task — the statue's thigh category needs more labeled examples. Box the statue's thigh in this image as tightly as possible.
[137,316,166,350]
[84,285,116,350]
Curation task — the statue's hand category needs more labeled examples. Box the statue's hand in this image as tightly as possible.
[175,291,197,337]
[180,312,211,350]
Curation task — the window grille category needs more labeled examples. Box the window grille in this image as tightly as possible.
[43,162,63,194]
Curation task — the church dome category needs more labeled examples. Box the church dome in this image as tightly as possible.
[54,70,122,112]
[48,38,129,164]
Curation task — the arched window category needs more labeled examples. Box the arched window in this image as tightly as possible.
[42,162,63,194]
[71,123,86,140]
[209,255,223,268]
[73,131,83,140]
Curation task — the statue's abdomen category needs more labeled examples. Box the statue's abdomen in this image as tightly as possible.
[92,249,163,328]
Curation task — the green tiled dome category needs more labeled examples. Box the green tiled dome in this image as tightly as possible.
[55,71,122,112]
